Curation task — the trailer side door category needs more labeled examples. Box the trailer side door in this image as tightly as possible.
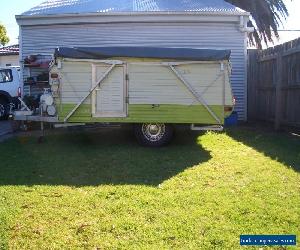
[92,63,127,118]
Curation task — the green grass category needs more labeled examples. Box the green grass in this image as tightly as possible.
[0,127,299,249]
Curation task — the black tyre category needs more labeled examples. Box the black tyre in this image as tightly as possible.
[134,123,174,147]
[0,98,8,120]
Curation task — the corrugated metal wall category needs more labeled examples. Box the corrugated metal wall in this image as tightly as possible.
[21,22,247,120]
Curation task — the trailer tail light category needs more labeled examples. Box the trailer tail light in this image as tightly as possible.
[18,87,22,97]
[224,95,235,113]
[50,73,59,79]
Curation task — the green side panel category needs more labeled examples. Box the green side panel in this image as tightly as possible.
[58,104,225,124]
[128,105,224,124]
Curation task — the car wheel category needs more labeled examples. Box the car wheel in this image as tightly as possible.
[134,123,174,147]
[0,98,8,120]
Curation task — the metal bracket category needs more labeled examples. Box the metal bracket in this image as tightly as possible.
[14,114,58,123]
[54,123,86,128]
[191,124,224,131]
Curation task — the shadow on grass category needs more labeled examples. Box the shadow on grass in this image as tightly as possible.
[0,128,210,186]
[226,125,300,173]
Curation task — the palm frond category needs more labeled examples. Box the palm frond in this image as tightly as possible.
[225,0,290,48]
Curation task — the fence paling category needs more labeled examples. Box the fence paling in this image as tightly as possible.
[247,37,300,129]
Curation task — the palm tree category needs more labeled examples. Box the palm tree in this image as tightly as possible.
[225,0,290,48]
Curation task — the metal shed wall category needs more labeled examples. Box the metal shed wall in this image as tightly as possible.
[20,22,247,120]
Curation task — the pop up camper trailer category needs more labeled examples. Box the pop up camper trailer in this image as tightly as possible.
[14,47,235,146]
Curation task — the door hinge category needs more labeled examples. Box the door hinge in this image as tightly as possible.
[125,74,129,81]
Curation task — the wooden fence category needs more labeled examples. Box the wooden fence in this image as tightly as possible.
[248,38,300,129]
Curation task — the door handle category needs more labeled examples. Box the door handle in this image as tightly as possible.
[152,104,160,108]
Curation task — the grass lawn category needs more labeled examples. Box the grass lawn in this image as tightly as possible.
[0,126,299,249]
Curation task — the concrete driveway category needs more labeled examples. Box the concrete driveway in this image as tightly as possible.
[0,121,13,137]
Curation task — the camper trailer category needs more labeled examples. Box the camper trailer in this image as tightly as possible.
[14,47,235,146]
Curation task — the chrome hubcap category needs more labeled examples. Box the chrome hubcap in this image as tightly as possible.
[142,123,166,142]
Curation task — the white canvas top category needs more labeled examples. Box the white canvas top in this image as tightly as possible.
[22,0,246,16]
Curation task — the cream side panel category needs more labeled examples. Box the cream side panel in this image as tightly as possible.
[53,60,233,106]
[128,63,233,105]
[176,64,233,105]
[58,61,92,104]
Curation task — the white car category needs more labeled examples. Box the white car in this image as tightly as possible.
[0,66,22,119]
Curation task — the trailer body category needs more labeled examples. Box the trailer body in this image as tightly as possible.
[50,47,234,125]
[14,47,235,146]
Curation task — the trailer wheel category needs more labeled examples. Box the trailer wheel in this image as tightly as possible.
[0,98,8,120]
[134,123,174,147]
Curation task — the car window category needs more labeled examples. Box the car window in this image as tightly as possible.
[0,69,13,83]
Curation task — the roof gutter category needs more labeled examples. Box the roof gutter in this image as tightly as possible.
[16,11,250,27]
[16,10,250,25]
[16,10,250,20]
